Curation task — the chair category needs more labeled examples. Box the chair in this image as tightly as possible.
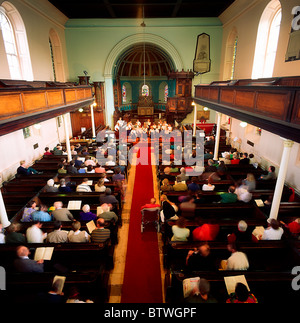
[141,207,160,233]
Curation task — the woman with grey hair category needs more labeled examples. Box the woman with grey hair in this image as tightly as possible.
[79,204,97,222]
[43,179,59,192]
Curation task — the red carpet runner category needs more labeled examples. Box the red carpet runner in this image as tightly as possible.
[121,144,163,303]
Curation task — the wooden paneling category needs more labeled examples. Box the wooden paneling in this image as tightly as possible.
[291,90,300,125]
[0,82,94,137]
[70,110,104,137]
[46,90,64,107]
[0,93,23,118]
[65,89,77,103]
[76,88,86,101]
[220,88,235,105]
[209,88,219,101]
[255,91,290,120]
[235,90,255,109]
[193,76,300,143]
[22,91,47,111]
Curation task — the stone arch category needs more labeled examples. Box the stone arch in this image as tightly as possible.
[104,33,184,77]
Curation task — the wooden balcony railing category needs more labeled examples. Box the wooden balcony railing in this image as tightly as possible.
[194,76,300,143]
[0,80,94,136]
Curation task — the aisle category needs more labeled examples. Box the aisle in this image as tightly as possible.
[121,144,163,303]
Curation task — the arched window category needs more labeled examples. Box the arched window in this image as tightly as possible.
[49,28,65,82]
[49,38,56,82]
[252,0,282,79]
[223,27,238,80]
[164,84,168,102]
[122,84,127,103]
[0,8,21,79]
[142,84,149,96]
[0,2,33,81]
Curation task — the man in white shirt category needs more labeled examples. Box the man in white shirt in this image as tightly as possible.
[261,219,284,240]
[76,178,92,192]
[26,222,47,243]
[221,243,249,270]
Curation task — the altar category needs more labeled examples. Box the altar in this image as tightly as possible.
[138,106,154,115]
[137,95,154,116]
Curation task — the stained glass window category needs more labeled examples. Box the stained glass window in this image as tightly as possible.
[49,39,56,82]
[230,37,238,80]
[164,84,168,102]
[142,84,149,96]
[122,84,127,103]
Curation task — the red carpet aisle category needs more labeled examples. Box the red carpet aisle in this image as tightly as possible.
[121,144,163,303]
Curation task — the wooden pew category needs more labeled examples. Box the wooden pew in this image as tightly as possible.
[5,271,109,303]
[164,189,276,204]
[164,239,296,272]
[165,269,298,304]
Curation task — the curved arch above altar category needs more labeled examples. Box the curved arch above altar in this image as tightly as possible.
[104,33,184,78]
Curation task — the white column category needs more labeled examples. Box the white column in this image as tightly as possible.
[90,103,96,138]
[104,75,115,128]
[213,112,222,160]
[63,114,72,162]
[269,139,294,221]
[0,190,10,228]
[193,103,197,137]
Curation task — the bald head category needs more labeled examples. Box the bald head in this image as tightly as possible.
[16,246,30,257]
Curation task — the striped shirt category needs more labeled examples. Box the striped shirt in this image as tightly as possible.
[91,228,110,243]
[76,184,92,192]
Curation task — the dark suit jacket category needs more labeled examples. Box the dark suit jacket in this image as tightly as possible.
[14,258,44,273]
[162,201,176,221]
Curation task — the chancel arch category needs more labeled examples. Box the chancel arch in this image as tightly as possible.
[104,33,183,126]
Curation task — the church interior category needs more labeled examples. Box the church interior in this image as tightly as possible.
[0,0,300,305]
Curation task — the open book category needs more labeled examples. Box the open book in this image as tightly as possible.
[67,200,82,210]
[252,226,265,240]
[53,275,66,294]
[254,199,264,207]
[34,247,54,261]
[224,275,250,295]
[86,220,96,234]
[183,277,200,298]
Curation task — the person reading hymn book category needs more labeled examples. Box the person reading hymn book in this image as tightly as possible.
[183,277,217,303]
[34,246,54,261]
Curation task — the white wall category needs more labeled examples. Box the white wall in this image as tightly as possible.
[0,114,72,184]
[215,0,300,192]
[0,0,69,81]
[228,118,300,192]
[219,0,300,80]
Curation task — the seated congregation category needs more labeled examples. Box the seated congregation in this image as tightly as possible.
[154,135,300,304]
[1,123,300,304]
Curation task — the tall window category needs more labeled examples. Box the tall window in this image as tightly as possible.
[263,9,281,77]
[122,84,127,103]
[230,37,238,80]
[164,84,168,102]
[0,10,21,79]
[49,39,57,82]
[223,27,238,81]
[252,0,282,79]
[142,84,149,96]
[49,28,65,82]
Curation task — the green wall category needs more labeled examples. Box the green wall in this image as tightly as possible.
[64,18,223,85]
